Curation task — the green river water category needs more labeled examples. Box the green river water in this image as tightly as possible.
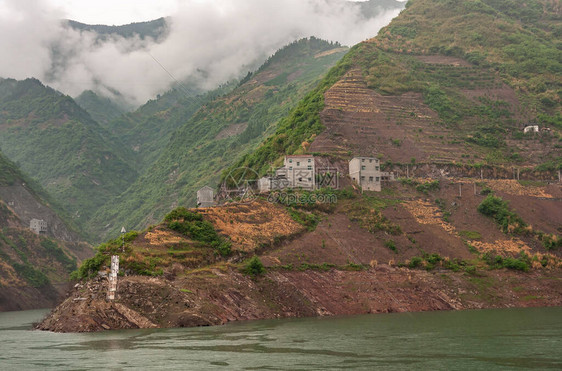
[0,307,561,370]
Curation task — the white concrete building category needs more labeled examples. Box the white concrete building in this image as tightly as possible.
[283,155,315,190]
[30,219,47,234]
[349,157,382,192]
[197,186,216,208]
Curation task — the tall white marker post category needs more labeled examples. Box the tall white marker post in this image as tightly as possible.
[107,255,119,300]
[121,226,126,251]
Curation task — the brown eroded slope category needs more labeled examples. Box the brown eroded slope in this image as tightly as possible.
[37,179,562,332]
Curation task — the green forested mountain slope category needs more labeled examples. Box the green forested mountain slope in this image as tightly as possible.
[99,83,232,171]
[90,38,348,240]
[75,90,128,126]
[0,78,138,231]
[230,0,561,173]
[66,18,168,41]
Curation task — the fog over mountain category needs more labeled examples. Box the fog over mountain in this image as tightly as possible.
[0,0,404,106]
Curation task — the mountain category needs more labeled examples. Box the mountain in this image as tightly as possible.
[75,90,129,126]
[90,37,349,240]
[0,151,91,311]
[232,0,561,172]
[0,78,138,234]
[66,18,168,41]
[97,82,230,171]
[38,0,562,332]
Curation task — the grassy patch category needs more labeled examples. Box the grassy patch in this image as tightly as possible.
[459,230,482,240]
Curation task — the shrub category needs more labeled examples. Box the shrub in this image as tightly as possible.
[71,251,108,280]
[165,207,203,222]
[243,256,265,276]
[477,195,526,234]
[408,257,423,268]
[482,253,530,272]
[416,180,440,193]
[384,240,397,252]
[167,209,232,256]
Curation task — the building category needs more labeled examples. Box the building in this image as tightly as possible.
[197,186,216,208]
[349,157,382,192]
[256,155,340,193]
[282,155,315,190]
[30,219,47,234]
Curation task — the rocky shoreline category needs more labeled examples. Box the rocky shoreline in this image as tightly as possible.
[36,265,562,333]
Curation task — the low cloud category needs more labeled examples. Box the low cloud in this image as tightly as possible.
[0,0,404,106]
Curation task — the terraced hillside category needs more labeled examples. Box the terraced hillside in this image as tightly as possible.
[232,0,561,176]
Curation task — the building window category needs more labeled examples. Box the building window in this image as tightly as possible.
[361,159,365,162]
[369,159,372,163]
[308,158,311,163]
[376,166,379,171]
[297,162,300,166]
[289,166,293,170]
[361,176,365,181]
[307,165,312,170]
[369,176,373,181]
[308,178,312,182]
[289,159,292,163]
[376,177,380,181]
[361,165,366,170]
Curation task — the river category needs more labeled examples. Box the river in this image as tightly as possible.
[1,307,561,370]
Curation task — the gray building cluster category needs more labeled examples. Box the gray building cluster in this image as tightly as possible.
[258,155,394,193]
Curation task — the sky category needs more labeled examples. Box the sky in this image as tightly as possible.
[0,0,405,106]
[46,0,179,25]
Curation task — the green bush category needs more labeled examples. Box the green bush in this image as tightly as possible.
[384,240,397,252]
[416,180,440,193]
[287,208,320,231]
[165,207,203,222]
[167,208,232,256]
[477,195,526,234]
[243,256,265,276]
[71,251,108,280]
[409,257,423,268]
[483,252,530,272]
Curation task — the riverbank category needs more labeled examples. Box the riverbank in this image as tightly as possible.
[36,264,562,332]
